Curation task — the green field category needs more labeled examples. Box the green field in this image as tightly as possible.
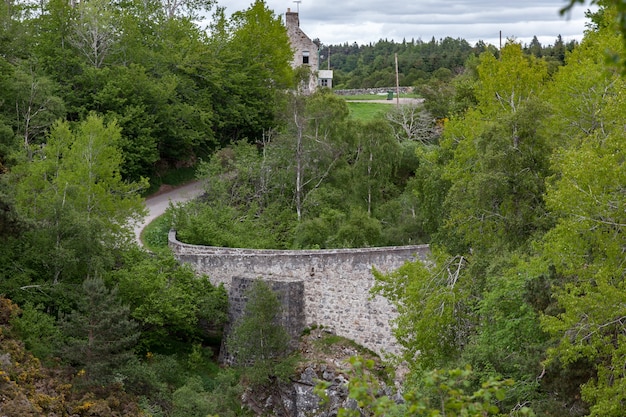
[347,102,392,121]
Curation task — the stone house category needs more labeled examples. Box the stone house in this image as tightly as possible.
[285,8,333,92]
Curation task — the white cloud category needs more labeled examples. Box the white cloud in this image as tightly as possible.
[216,0,595,46]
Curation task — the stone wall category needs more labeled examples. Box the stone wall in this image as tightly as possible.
[334,87,414,96]
[169,230,430,356]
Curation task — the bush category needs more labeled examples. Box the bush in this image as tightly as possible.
[10,302,61,361]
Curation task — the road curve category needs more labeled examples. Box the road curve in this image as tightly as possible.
[134,180,205,245]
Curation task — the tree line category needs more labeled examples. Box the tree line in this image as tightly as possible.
[318,34,577,89]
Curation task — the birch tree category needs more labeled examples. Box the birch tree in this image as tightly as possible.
[12,114,147,287]
[70,0,117,68]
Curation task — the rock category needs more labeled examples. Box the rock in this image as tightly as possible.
[301,367,318,385]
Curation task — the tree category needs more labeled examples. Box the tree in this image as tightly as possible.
[350,119,400,216]
[215,0,293,142]
[144,0,215,20]
[542,19,622,147]
[440,43,551,253]
[385,103,440,143]
[9,63,65,158]
[277,89,350,221]
[561,0,626,70]
[373,249,470,369]
[536,27,626,415]
[226,280,293,386]
[88,64,167,180]
[7,114,146,304]
[70,0,117,68]
[59,276,140,384]
[527,35,543,57]
[540,83,626,416]
[110,250,228,352]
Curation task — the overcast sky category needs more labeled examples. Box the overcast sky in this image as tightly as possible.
[216,0,595,47]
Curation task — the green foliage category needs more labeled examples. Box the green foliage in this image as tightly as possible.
[539,105,626,415]
[323,358,523,417]
[440,44,552,253]
[326,37,476,89]
[161,370,249,417]
[4,114,147,310]
[173,141,297,248]
[459,255,552,410]
[366,35,625,416]
[3,1,626,414]
[10,302,62,361]
[144,166,198,196]
[212,0,293,142]
[373,249,471,369]
[110,250,228,352]
[140,210,173,250]
[334,207,383,247]
[171,376,214,417]
[562,0,626,70]
[176,91,433,249]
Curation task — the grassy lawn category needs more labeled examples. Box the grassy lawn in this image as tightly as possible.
[347,102,392,121]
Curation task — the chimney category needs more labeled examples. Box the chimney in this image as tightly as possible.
[286,8,299,28]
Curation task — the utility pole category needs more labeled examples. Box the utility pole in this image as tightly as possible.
[395,53,400,107]
[293,0,301,13]
[328,46,331,70]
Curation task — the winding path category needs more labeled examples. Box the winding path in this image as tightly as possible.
[134,181,205,245]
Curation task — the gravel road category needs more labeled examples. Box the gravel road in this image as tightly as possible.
[134,181,205,244]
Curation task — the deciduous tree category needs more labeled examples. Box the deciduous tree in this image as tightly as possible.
[8,114,146,300]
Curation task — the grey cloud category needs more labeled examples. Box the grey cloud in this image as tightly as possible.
[219,0,593,45]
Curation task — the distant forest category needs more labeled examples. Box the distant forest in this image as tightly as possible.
[316,35,578,88]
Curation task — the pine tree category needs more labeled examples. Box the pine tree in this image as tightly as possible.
[59,276,140,384]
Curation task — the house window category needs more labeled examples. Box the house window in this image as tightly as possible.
[320,79,328,87]
[302,50,309,65]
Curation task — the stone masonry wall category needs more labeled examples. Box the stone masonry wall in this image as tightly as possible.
[334,87,414,96]
[169,230,430,356]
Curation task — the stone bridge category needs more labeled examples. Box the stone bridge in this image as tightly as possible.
[169,230,430,356]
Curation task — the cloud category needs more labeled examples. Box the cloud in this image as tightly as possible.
[216,0,594,46]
